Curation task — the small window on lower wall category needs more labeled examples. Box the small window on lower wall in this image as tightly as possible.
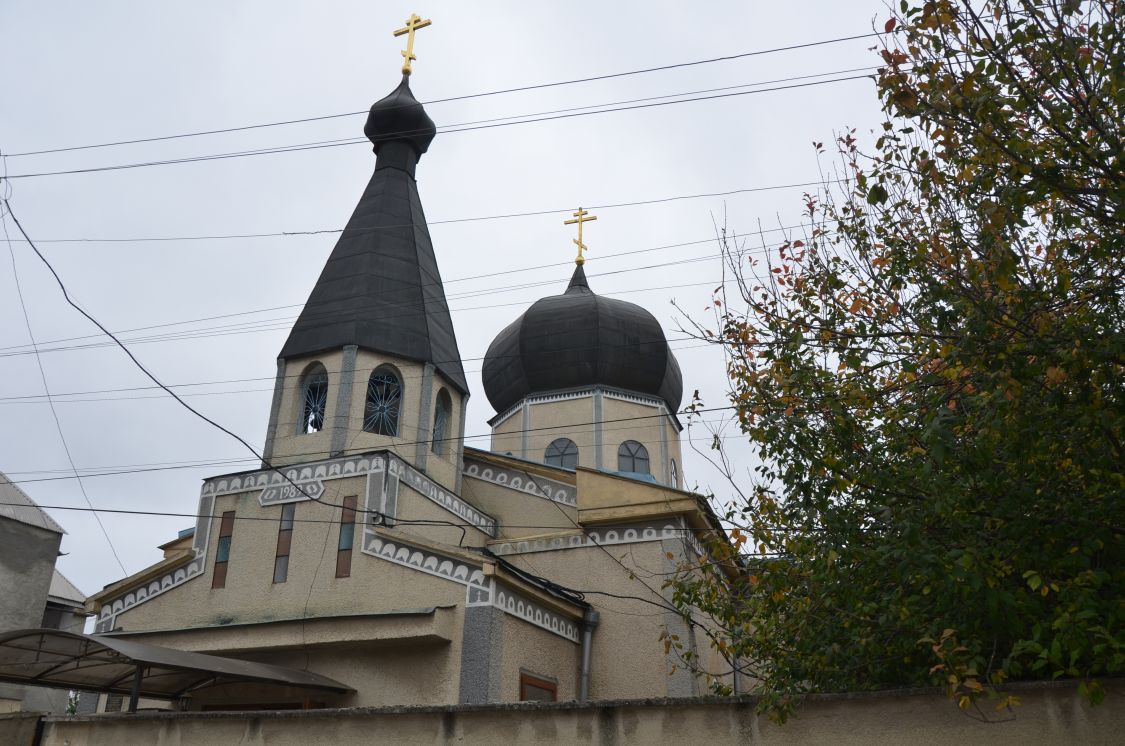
[335,496,357,578]
[211,510,236,589]
[519,671,557,702]
[274,503,295,584]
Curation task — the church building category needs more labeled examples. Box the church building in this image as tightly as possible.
[74,19,738,710]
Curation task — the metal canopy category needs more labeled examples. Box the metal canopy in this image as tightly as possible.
[0,629,352,709]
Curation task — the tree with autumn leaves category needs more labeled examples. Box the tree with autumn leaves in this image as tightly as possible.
[669,0,1123,721]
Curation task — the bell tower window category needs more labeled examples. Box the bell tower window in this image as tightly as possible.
[299,365,329,434]
[545,438,579,469]
[364,367,402,436]
[432,388,452,455]
[617,441,650,474]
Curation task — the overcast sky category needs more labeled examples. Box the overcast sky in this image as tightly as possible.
[0,1,892,600]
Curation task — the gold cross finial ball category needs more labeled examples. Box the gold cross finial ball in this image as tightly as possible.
[564,207,598,265]
[394,13,433,75]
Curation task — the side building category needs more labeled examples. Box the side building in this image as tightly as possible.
[0,473,88,713]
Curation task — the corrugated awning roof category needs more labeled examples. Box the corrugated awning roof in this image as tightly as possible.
[47,570,86,607]
[0,472,65,534]
[0,629,352,704]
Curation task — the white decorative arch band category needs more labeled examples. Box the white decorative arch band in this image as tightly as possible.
[388,455,497,537]
[362,530,579,642]
[463,459,577,507]
[488,518,704,558]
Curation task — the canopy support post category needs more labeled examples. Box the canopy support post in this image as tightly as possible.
[128,664,143,713]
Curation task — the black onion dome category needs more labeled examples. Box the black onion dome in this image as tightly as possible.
[363,75,436,158]
[482,265,683,415]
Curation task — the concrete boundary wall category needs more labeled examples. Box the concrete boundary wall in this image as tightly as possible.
[35,680,1124,745]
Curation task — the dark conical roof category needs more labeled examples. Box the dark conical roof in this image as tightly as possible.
[279,76,467,394]
[482,265,682,414]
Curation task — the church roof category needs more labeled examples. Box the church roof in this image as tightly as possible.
[279,76,467,394]
[481,264,683,414]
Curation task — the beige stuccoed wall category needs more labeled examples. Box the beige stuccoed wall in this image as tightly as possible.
[39,682,1125,746]
[461,478,578,539]
[392,481,490,548]
[268,351,464,492]
[527,397,597,468]
[189,641,459,709]
[505,541,695,701]
[489,390,683,486]
[496,614,580,702]
[269,351,345,466]
[489,405,525,458]
[600,396,682,486]
[108,484,469,633]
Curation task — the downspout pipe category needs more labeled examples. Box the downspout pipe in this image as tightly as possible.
[578,608,600,702]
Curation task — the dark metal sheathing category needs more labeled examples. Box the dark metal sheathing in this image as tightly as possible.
[279,77,467,394]
[482,265,683,413]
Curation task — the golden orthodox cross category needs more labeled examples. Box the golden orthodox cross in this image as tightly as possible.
[564,208,598,265]
[394,13,433,75]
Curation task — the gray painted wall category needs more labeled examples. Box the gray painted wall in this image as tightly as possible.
[0,517,63,711]
[0,518,59,632]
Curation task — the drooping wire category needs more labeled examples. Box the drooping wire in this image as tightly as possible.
[0,180,128,575]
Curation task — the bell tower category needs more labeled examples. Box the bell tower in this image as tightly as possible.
[261,20,467,493]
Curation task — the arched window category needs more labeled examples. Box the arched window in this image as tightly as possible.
[298,364,329,434]
[364,367,402,436]
[669,459,679,488]
[431,389,452,455]
[617,441,650,474]
[544,438,579,469]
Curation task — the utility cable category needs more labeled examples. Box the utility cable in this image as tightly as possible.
[3,73,876,180]
[0,499,769,534]
[1,403,738,486]
[1,197,129,575]
[0,222,804,361]
[4,32,882,158]
[0,197,363,517]
[2,414,738,481]
[24,189,836,245]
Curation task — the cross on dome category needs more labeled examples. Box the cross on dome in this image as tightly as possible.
[564,207,597,265]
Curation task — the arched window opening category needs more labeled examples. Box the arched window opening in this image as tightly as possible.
[432,389,452,455]
[298,365,329,434]
[544,438,579,469]
[364,367,402,436]
[617,441,650,474]
[669,459,679,488]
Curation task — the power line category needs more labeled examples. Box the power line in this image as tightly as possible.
[0,500,746,534]
[0,197,354,514]
[0,404,739,487]
[1,202,129,575]
[0,339,719,406]
[0,220,812,360]
[1,412,738,480]
[4,33,882,158]
[0,274,718,361]
[19,188,830,244]
[3,73,876,180]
